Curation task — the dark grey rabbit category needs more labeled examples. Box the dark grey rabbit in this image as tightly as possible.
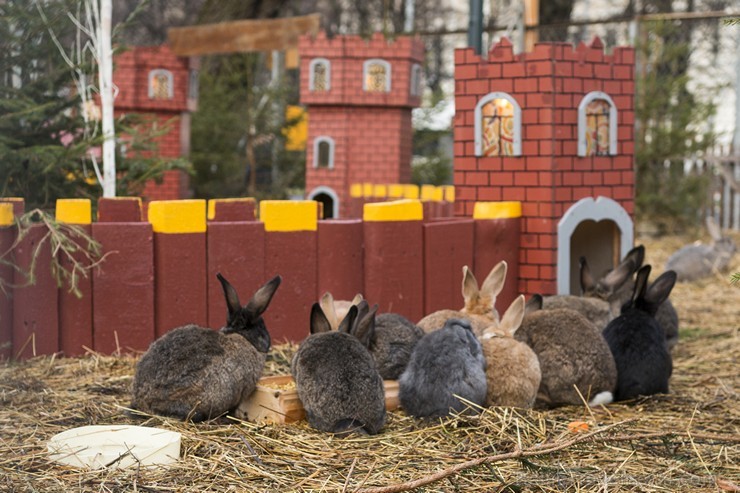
[666,215,737,282]
[291,302,386,435]
[581,246,679,351]
[131,273,281,421]
[371,312,425,380]
[399,318,487,418]
[602,265,676,401]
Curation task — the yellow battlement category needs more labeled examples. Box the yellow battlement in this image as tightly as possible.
[364,199,423,222]
[260,200,318,232]
[148,200,207,233]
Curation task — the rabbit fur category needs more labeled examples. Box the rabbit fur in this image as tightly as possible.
[319,291,364,331]
[372,312,425,380]
[479,295,541,408]
[291,303,386,435]
[131,274,281,421]
[581,246,680,351]
[399,318,488,418]
[666,216,737,282]
[515,304,617,408]
[603,265,676,401]
[417,261,507,336]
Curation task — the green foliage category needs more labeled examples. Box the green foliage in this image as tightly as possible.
[731,272,740,286]
[411,94,453,186]
[0,0,191,210]
[634,20,718,232]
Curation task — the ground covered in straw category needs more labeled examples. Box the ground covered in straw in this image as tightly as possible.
[1,232,739,492]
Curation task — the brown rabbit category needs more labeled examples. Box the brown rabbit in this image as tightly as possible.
[131,274,281,421]
[319,291,364,331]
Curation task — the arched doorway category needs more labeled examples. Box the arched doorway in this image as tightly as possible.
[307,186,339,219]
[557,196,633,295]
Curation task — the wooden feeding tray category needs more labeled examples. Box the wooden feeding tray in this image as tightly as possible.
[236,375,400,425]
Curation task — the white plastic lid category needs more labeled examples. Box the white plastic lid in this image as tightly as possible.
[48,425,181,469]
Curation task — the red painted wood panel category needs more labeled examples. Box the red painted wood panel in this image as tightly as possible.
[92,223,155,354]
[473,217,521,311]
[58,224,93,356]
[0,199,24,359]
[317,220,363,301]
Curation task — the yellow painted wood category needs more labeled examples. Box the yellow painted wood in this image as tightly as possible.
[372,184,388,198]
[260,200,317,232]
[473,201,522,219]
[148,200,207,233]
[388,184,405,198]
[56,199,92,225]
[364,199,423,222]
[0,203,14,226]
[350,184,363,198]
[402,184,419,199]
[442,185,455,202]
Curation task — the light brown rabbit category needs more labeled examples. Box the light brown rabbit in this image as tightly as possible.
[479,295,541,409]
[417,261,507,336]
[319,291,364,331]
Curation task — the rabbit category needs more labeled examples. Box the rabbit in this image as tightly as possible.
[581,246,679,351]
[515,304,617,409]
[602,265,676,401]
[131,273,281,421]
[479,295,541,409]
[371,312,425,380]
[319,291,364,331]
[291,302,386,435]
[399,318,488,418]
[540,295,613,331]
[417,261,507,336]
[666,215,737,282]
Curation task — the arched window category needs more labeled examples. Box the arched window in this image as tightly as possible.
[474,92,522,156]
[313,136,335,169]
[309,58,331,92]
[363,59,391,93]
[148,69,173,100]
[578,91,617,156]
[410,63,423,96]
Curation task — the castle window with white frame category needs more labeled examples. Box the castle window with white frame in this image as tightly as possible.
[363,59,391,93]
[313,136,335,169]
[474,92,522,156]
[309,58,330,92]
[410,63,423,96]
[578,91,617,156]
[148,69,174,100]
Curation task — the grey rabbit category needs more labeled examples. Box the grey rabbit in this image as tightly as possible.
[371,312,425,380]
[602,265,676,401]
[399,318,487,418]
[581,246,679,351]
[666,215,737,282]
[291,302,386,435]
[131,273,281,421]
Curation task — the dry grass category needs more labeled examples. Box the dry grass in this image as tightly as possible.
[1,232,738,492]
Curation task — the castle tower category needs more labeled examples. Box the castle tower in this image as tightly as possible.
[114,45,198,201]
[454,38,636,296]
[298,32,425,218]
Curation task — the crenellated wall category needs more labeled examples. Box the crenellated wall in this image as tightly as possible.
[0,197,520,360]
[454,37,635,296]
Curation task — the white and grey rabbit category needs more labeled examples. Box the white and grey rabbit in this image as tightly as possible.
[666,215,737,282]
[131,273,281,421]
[417,261,507,336]
[318,291,364,331]
[581,246,679,351]
[399,318,487,418]
[602,265,676,401]
[291,302,386,435]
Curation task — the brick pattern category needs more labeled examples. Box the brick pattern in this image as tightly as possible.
[454,38,635,296]
[114,45,194,201]
[299,32,424,218]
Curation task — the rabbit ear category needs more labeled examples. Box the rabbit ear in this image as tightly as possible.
[645,270,677,307]
[600,252,641,292]
[622,245,646,270]
[310,302,333,334]
[480,261,508,299]
[461,265,480,303]
[337,304,359,334]
[632,265,652,303]
[498,295,526,336]
[579,256,595,293]
[319,292,339,330]
[706,215,723,242]
[525,293,543,315]
[352,303,378,348]
[245,275,282,318]
[351,293,364,305]
[216,273,241,319]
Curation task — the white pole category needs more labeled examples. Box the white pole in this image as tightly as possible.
[98,0,116,197]
[404,0,414,32]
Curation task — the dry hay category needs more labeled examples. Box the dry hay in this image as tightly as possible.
[1,233,739,492]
